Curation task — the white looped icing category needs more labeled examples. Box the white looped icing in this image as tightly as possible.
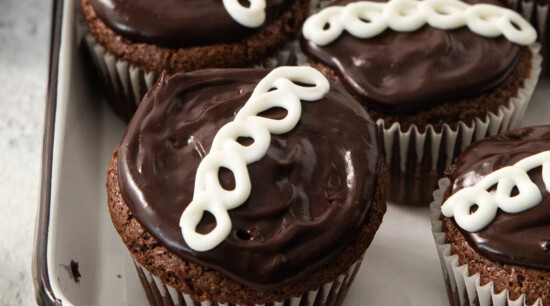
[441,151,550,232]
[302,0,537,46]
[222,0,266,28]
[180,67,330,252]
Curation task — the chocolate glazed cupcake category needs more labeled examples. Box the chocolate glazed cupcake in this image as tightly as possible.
[106,67,388,305]
[300,0,541,206]
[81,0,310,121]
[431,126,550,306]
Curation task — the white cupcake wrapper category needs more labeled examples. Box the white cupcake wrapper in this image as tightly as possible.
[253,40,307,69]
[83,34,307,120]
[537,5,549,38]
[132,256,364,306]
[378,44,542,174]
[84,34,158,120]
[430,178,544,306]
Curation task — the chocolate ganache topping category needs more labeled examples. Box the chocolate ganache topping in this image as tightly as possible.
[445,125,550,270]
[117,69,381,288]
[300,0,522,114]
[90,0,292,48]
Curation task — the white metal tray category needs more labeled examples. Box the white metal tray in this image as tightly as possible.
[33,0,550,304]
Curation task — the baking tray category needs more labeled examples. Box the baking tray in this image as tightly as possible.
[32,0,550,305]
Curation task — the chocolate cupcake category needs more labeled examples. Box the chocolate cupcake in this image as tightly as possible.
[300,0,541,205]
[431,125,550,306]
[106,66,388,305]
[81,0,310,121]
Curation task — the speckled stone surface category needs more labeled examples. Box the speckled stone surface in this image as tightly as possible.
[0,0,51,305]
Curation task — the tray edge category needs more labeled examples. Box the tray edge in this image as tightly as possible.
[32,0,66,304]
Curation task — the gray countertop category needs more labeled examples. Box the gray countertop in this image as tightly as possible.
[0,0,52,305]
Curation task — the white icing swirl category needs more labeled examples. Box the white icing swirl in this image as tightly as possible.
[179,67,330,252]
[441,151,550,232]
[222,0,266,28]
[302,0,537,46]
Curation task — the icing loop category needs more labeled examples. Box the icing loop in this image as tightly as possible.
[222,0,266,28]
[441,151,550,232]
[180,67,330,251]
[302,0,537,46]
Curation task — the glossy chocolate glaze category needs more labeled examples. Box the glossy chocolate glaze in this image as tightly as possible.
[300,0,522,114]
[445,126,550,270]
[117,69,381,288]
[90,0,292,48]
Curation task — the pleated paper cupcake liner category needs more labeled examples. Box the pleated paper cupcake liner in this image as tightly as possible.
[430,178,544,306]
[83,34,157,121]
[379,43,542,206]
[83,34,306,122]
[132,256,364,306]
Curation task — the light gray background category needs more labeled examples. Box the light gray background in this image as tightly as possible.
[0,0,52,305]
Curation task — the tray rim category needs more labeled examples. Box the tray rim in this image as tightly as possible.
[33,0,65,304]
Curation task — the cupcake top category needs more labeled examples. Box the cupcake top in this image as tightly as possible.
[89,0,292,48]
[442,126,550,270]
[116,67,382,289]
[300,0,536,114]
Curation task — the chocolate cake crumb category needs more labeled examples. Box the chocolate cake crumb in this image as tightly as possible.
[70,260,81,284]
